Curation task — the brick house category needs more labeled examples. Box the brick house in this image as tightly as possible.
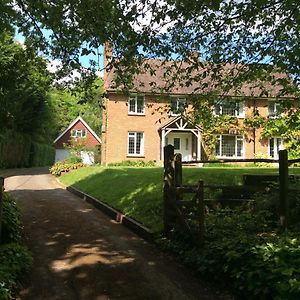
[101,47,294,165]
[54,116,101,164]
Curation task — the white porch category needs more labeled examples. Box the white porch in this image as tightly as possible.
[160,116,202,162]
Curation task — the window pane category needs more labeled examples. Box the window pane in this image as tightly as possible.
[185,138,189,150]
[128,136,135,154]
[136,96,144,113]
[136,132,143,154]
[222,103,236,116]
[129,97,136,113]
[215,136,220,156]
[170,99,177,114]
[222,136,235,157]
[237,102,244,117]
[237,138,243,157]
[174,138,180,150]
[269,138,274,157]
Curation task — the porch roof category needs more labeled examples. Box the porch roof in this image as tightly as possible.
[160,116,202,132]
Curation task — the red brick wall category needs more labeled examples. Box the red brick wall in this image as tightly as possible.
[54,120,100,149]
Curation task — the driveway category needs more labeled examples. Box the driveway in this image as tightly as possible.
[4,168,228,300]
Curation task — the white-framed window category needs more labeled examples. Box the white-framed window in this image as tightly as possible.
[128,132,144,156]
[215,135,244,158]
[128,95,145,115]
[170,98,186,116]
[268,102,281,118]
[71,129,87,138]
[269,137,284,159]
[214,100,244,118]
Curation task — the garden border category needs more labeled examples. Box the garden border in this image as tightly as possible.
[66,185,154,242]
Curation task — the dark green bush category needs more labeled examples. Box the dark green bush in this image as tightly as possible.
[159,209,300,299]
[2,193,21,243]
[0,131,54,168]
[0,193,32,300]
[29,142,55,167]
[107,160,156,167]
[0,131,31,168]
[0,243,32,300]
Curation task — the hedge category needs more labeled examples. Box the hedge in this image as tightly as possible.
[0,131,55,168]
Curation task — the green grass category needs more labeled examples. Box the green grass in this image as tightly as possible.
[60,166,300,232]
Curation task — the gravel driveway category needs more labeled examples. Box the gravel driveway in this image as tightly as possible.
[4,168,228,300]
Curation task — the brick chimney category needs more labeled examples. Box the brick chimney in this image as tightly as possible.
[103,42,112,82]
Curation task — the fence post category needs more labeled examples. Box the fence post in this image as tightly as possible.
[197,180,205,245]
[174,153,182,187]
[279,149,288,230]
[0,177,4,243]
[163,145,175,236]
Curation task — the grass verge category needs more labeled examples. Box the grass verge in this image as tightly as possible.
[59,166,300,232]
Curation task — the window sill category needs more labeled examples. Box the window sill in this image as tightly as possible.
[216,156,244,159]
[127,155,145,158]
[128,113,145,116]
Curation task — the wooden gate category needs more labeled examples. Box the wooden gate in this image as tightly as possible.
[163,145,205,244]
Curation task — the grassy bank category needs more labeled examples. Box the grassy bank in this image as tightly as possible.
[59,166,300,232]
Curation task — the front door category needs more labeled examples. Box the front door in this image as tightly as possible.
[166,132,192,161]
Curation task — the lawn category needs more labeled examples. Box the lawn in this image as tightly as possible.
[59,166,300,232]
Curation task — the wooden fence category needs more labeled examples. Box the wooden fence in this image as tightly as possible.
[163,145,300,241]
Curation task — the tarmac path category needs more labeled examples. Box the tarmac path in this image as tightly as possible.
[4,168,228,300]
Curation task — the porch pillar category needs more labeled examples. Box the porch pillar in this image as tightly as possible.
[161,129,166,163]
[197,131,202,167]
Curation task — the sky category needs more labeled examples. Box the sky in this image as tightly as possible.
[14,31,104,76]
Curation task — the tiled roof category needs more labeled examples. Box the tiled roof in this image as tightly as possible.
[105,58,294,98]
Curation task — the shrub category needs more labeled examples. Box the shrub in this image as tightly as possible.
[63,155,82,164]
[158,208,300,299]
[2,193,21,243]
[0,243,32,300]
[29,142,55,167]
[49,161,86,176]
[107,160,156,167]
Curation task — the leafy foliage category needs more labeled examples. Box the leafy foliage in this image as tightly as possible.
[0,193,32,299]
[2,193,21,243]
[107,160,156,167]
[159,209,300,299]
[0,243,32,300]
[3,0,299,97]
[0,32,52,139]
[49,161,86,176]
[49,77,103,139]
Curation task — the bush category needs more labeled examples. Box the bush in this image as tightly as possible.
[29,142,55,167]
[0,131,55,168]
[2,193,21,243]
[0,193,32,300]
[63,156,82,164]
[0,131,31,168]
[0,243,32,300]
[49,161,86,176]
[158,208,300,299]
[107,160,156,167]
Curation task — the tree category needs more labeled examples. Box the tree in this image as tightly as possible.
[49,77,104,138]
[0,31,52,141]
[2,0,299,96]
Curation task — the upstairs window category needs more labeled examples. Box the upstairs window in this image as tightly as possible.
[215,100,244,118]
[268,102,281,118]
[128,132,144,156]
[128,95,145,115]
[170,98,186,116]
[215,135,244,158]
[71,129,87,138]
